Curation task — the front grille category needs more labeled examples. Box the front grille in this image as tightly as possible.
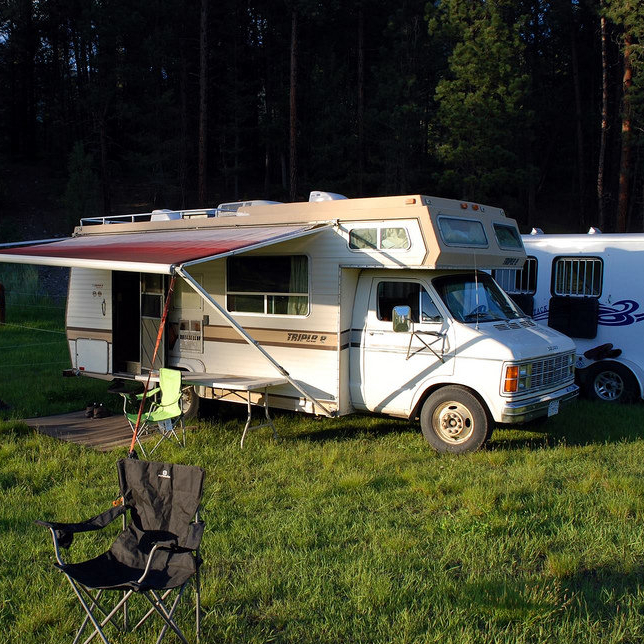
[529,352,575,390]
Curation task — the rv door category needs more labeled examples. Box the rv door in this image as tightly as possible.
[351,274,454,415]
[140,274,165,371]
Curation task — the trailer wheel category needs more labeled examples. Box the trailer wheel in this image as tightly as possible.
[181,386,200,418]
[584,361,638,403]
[419,386,490,454]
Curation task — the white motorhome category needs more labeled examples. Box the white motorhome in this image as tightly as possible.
[492,229,644,403]
[0,193,578,453]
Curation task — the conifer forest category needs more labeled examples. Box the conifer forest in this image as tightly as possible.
[1,0,643,233]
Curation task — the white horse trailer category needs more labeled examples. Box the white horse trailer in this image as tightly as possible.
[493,229,644,403]
[0,193,578,452]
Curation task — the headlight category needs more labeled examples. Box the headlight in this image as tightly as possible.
[503,363,532,393]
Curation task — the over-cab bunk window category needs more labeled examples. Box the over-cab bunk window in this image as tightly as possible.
[493,223,523,250]
[553,257,603,297]
[226,255,309,315]
[437,217,488,247]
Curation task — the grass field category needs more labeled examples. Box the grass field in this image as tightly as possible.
[1,284,644,643]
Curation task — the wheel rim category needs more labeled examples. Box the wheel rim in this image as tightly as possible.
[431,401,475,444]
[181,387,195,414]
[594,371,624,401]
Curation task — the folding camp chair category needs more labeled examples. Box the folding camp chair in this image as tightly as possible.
[37,458,205,644]
[121,368,186,456]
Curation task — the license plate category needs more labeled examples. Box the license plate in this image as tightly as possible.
[547,400,559,417]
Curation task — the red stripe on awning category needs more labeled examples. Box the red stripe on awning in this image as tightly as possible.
[0,224,323,269]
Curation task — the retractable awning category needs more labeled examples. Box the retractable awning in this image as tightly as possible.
[0,223,331,274]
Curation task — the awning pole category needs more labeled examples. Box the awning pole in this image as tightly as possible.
[175,266,334,418]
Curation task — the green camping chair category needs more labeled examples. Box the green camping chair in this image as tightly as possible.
[121,369,185,456]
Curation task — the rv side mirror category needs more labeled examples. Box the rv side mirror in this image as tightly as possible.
[392,305,412,333]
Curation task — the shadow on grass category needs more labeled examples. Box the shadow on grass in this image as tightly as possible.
[489,399,644,452]
[194,398,644,451]
[458,562,644,625]
[197,399,414,444]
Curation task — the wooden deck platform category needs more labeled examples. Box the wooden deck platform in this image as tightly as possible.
[24,410,134,451]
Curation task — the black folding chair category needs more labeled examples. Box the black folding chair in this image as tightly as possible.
[37,458,205,644]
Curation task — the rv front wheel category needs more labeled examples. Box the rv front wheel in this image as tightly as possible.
[181,386,200,418]
[420,386,489,454]
[585,362,638,403]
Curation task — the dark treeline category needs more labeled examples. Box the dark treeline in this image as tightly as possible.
[1,0,643,232]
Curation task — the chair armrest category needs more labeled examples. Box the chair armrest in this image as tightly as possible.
[36,504,127,551]
[136,387,161,400]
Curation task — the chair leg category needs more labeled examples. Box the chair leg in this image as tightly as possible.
[65,578,111,644]
[195,566,201,643]
[140,588,190,644]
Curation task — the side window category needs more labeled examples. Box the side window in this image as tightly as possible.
[226,255,309,315]
[493,257,537,294]
[349,227,410,250]
[376,281,442,323]
[552,257,602,297]
[349,228,377,249]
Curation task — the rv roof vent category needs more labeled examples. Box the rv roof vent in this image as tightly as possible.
[587,227,602,234]
[530,227,544,235]
[309,191,348,202]
[216,200,282,216]
[151,209,182,221]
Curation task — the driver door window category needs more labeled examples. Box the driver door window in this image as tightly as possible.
[376,281,441,323]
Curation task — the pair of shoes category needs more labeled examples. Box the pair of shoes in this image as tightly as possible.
[85,403,110,419]
[93,404,110,419]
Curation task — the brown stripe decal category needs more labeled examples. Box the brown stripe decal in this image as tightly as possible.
[204,324,339,351]
[67,327,113,342]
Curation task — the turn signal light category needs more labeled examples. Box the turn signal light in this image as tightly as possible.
[504,366,519,393]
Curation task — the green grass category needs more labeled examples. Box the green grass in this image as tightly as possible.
[2,292,644,643]
[0,266,110,417]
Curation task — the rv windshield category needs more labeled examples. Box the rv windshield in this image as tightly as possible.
[432,272,524,323]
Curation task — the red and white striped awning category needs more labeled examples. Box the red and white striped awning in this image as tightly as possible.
[0,223,330,274]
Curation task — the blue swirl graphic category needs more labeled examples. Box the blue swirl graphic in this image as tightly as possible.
[529,299,643,327]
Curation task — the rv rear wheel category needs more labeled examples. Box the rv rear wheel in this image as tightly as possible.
[181,386,200,418]
[419,386,490,454]
[585,361,638,403]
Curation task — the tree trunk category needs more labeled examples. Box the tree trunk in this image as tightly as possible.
[570,7,585,228]
[198,0,208,206]
[357,5,365,195]
[289,8,298,202]
[617,31,633,232]
[99,108,111,216]
[597,10,608,231]
[179,42,189,209]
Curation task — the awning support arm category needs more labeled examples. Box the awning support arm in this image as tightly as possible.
[175,266,335,418]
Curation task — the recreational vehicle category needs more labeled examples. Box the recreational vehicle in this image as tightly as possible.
[493,229,644,404]
[0,193,578,453]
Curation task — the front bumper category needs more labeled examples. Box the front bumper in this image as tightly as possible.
[500,383,579,424]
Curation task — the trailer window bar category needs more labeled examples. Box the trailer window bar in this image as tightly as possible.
[553,256,603,297]
[493,257,537,295]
